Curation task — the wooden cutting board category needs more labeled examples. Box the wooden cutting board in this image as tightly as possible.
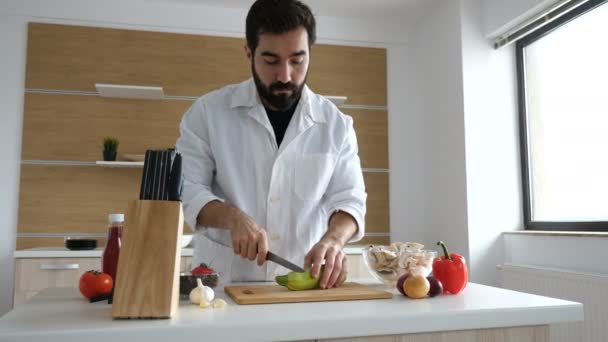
[224,282,393,305]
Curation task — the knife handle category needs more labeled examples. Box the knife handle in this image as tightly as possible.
[168,153,182,201]
[139,150,152,200]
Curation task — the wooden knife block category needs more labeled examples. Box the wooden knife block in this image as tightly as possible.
[112,200,183,319]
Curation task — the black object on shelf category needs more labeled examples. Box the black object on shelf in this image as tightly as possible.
[65,239,97,250]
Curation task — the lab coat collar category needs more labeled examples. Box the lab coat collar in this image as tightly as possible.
[230,78,325,124]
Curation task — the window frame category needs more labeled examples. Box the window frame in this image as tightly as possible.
[516,0,608,231]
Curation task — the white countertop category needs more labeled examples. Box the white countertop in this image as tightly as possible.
[14,246,364,258]
[0,280,582,342]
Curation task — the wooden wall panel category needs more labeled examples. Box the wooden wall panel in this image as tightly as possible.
[23,93,388,168]
[17,167,386,246]
[17,165,192,235]
[309,44,387,106]
[26,23,386,105]
[25,23,250,96]
[347,109,388,169]
[364,172,389,233]
[18,236,388,250]
[20,22,389,249]
[22,93,191,160]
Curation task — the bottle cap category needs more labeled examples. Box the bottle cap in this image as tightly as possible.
[108,213,124,223]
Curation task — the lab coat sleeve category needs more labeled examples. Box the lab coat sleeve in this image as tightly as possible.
[324,116,367,243]
[176,99,224,232]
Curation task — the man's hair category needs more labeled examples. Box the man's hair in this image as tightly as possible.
[246,0,316,52]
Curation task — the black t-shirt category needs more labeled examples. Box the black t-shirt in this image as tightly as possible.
[265,102,298,147]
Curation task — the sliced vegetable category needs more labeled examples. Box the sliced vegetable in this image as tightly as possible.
[275,269,320,291]
[286,270,320,291]
[275,274,288,287]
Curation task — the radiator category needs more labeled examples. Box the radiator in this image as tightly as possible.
[500,263,608,342]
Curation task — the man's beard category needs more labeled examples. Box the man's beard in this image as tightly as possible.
[252,62,306,111]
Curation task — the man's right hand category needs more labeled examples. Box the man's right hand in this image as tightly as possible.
[198,200,269,266]
[231,219,269,266]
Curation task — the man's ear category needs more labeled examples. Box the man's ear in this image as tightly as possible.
[245,45,252,62]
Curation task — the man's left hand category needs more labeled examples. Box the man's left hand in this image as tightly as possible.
[304,236,347,289]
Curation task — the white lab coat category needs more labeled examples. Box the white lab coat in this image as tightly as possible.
[176,78,367,283]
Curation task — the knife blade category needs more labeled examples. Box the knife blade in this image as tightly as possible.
[266,251,305,273]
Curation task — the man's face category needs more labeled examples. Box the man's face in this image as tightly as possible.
[247,27,310,111]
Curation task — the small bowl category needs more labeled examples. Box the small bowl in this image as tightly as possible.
[362,243,437,288]
[65,238,97,251]
[179,273,219,295]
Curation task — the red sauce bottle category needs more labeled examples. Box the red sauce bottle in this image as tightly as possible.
[102,213,124,285]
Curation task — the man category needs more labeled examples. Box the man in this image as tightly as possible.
[176,0,366,289]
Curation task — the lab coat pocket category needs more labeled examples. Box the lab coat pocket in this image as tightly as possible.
[295,153,337,201]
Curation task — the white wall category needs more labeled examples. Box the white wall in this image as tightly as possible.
[392,1,470,263]
[0,0,411,317]
[0,14,26,319]
[504,233,608,274]
[482,0,561,38]
[393,0,523,286]
[0,0,410,45]
[388,43,427,247]
[460,0,521,286]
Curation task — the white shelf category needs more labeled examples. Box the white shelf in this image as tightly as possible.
[325,95,348,106]
[95,161,143,168]
[95,83,164,100]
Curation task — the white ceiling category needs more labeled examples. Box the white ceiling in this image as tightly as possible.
[174,0,439,21]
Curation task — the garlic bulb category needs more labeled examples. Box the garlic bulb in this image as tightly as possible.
[189,278,215,305]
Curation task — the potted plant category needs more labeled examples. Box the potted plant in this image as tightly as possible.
[102,137,119,161]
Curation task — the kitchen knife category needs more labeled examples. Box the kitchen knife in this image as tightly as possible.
[159,150,169,200]
[151,150,161,200]
[139,150,152,200]
[143,150,153,200]
[167,152,182,201]
[266,251,305,273]
[163,150,171,200]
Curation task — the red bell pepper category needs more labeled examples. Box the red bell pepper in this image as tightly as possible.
[432,241,468,294]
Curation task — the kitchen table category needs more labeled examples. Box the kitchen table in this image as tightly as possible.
[0,280,582,342]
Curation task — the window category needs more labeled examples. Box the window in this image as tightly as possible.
[517,0,608,231]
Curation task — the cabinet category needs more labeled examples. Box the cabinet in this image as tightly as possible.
[13,256,193,306]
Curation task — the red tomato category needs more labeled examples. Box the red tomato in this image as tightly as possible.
[95,273,113,294]
[79,270,113,299]
[79,271,98,299]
